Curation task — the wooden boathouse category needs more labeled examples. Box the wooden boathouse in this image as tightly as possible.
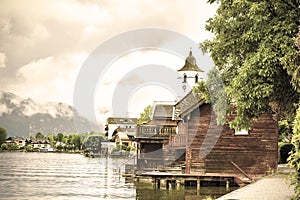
[134,51,278,188]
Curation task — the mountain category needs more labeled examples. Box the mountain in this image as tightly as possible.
[0,91,100,137]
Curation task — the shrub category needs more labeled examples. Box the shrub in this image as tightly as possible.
[1,143,8,150]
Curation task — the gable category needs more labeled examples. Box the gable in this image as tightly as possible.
[152,101,175,120]
[173,91,205,120]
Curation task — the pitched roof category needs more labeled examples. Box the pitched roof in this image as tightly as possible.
[106,117,137,124]
[152,101,175,119]
[173,91,205,120]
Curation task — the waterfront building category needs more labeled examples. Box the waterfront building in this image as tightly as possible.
[135,50,278,185]
[5,136,26,148]
[177,50,204,93]
[105,117,137,140]
[136,101,178,171]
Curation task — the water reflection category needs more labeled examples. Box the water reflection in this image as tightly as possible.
[0,152,233,200]
[135,182,235,200]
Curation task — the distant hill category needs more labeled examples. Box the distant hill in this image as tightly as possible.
[0,91,100,137]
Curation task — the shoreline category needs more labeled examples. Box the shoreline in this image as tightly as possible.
[0,150,83,154]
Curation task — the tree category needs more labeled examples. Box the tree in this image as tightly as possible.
[56,133,64,142]
[0,127,7,145]
[288,25,300,199]
[47,134,56,146]
[35,132,44,139]
[137,105,152,124]
[202,0,300,129]
[84,135,102,150]
[194,68,228,125]
[289,106,300,199]
[203,1,300,198]
[71,134,82,150]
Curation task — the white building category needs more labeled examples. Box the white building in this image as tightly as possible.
[177,50,204,93]
[105,117,137,140]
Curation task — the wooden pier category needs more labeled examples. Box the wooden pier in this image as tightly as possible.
[136,172,243,191]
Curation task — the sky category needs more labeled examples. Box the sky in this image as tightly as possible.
[0,0,218,125]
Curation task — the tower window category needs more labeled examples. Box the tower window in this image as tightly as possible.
[195,74,198,83]
[183,73,187,83]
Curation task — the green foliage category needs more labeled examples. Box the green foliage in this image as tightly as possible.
[35,132,44,139]
[193,81,210,103]
[0,127,7,145]
[47,134,56,146]
[287,23,300,199]
[56,144,63,151]
[289,105,300,199]
[126,145,136,152]
[202,0,300,129]
[25,144,33,152]
[282,23,300,91]
[112,144,128,153]
[278,120,293,142]
[11,143,19,150]
[194,68,228,125]
[84,135,103,151]
[56,133,64,142]
[1,143,8,150]
[71,134,82,150]
[138,105,152,124]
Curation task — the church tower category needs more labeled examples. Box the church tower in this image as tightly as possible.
[177,50,204,92]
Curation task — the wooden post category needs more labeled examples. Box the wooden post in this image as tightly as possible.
[186,148,191,174]
[197,179,201,191]
[197,179,201,196]
[226,180,230,191]
[167,180,171,190]
[176,179,181,190]
[157,179,161,189]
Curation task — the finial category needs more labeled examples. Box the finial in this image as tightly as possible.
[189,47,192,56]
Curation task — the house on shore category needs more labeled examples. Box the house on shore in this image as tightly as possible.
[136,101,180,171]
[30,139,53,151]
[135,50,278,181]
[105,117,137,140]
[136,90,278,180]
[6,137,26,148]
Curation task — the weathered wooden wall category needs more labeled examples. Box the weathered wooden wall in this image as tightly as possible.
[181,104,278,178]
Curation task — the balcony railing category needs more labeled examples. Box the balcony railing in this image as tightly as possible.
[137,125,177,138]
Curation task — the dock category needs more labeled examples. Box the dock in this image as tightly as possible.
[136,171,245,191]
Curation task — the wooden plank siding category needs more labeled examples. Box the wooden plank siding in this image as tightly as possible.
[180,104,278,179]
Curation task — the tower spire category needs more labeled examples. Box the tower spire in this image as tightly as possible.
[177,49,204,93]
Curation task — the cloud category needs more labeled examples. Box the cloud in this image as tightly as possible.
[0,0,218,122]
[0,53,6,68]
[9,52,87,104]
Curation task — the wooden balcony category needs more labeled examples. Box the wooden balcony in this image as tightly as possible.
[137,125,177,138]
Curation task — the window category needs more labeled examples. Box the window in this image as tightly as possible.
[195,74,198,83]
[234,129,249,135]
[183,73,187,83]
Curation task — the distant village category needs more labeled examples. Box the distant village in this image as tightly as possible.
[0,50,287,188]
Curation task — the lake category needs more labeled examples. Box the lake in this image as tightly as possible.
[0,152,233,200]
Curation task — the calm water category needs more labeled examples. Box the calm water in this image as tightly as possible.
[0,152,233,200]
